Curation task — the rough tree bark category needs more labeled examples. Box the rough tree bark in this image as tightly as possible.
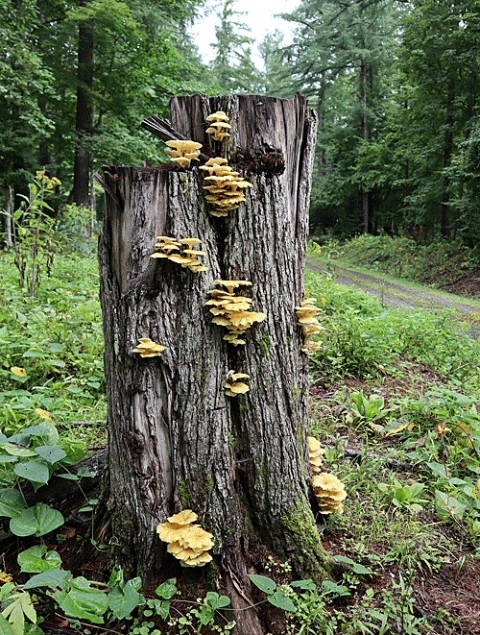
[99,94,330,634]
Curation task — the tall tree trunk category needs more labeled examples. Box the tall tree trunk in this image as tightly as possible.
[440,80,455,239]
[360,56,370,234]
[99,94,330,634]
[72,2,93,207]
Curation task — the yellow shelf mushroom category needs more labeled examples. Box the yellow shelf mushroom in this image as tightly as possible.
[295,298,323,355]
[132,337,166,358]
[151,236,208,273]
[308,436,325,474]
[312,472,347,514]
[200,158,252,217]
[156,509,214,567]
[165,140,202,169]
[225,371,250,397]
[206,280,266,346]
[206,111,232,142]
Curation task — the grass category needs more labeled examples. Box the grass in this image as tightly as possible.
[0,250,106,444]
[2,250,480,633]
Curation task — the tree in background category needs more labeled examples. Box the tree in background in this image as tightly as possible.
[0,0,212,214]
[277,0,401,236]
[210,0,263,94]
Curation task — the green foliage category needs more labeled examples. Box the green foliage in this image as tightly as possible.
[305,269,480,386]
[348,390,387,423]
[0,252,105,432]
[8,172,60,297]
[326,235,480,287]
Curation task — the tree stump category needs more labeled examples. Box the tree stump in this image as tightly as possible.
[99,94,330,634]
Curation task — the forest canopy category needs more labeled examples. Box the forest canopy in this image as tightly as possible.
[1,0,479,244]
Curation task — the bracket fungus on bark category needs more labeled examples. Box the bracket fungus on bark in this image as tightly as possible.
[151,236,208,273]
[308,436,325,474]
[206,279,267,346]
[312,473,347,515]
[156,510,214,568]
[225,371,250,397]
[132,337,166,358]
[165,140,202,169]
[295,298,323,355]
[206,111,232,142]
[200,157,252,218]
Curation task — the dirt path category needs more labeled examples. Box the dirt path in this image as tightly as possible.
[307,258,480,318]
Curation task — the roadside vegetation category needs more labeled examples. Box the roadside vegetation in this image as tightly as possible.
[1,245,480,634]
[318,235,480,294]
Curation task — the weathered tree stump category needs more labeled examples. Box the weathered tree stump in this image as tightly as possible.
[99,94,330,634]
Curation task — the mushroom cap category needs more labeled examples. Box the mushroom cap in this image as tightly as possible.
[225,381,250,394]
[227,371,250,381]
[296,306,319,316]
[312,473,346,493]
[206,111,230,122]
[182,249,207,256]
[308,436,322,452]
[181,552,213,567]
[165,140,202,151]
[170,157,191,168]
[168,509,198,525]
[168,254,194,265]
[177,525,214,550]
[223,334,246,346]
[206,121,232,129]
[157,523,189,543]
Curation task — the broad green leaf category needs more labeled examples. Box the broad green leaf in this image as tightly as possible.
[248,574,276,595]
[2,598,25,635]
[0,455,18,463]
[427,462,448,479]
[24,569,72,590]
[18,545,62,573]
[155,578,177,600]
[10,504,64,537]
[435,490,467,521]
[0,615,15,635]
[2,443,37,458]
[19,592,37,623]
[290,579,316,591]
[34,445,66,465]
[334,555,373,575]
[205,592,231,610]
[108,580,142,619]
[0,489,26,518]
[267,589,297,613]
[321,580,351,597]
[53,577,109,624]
[13,461,50,487]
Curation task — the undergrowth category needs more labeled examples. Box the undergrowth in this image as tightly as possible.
[1,253,480,634]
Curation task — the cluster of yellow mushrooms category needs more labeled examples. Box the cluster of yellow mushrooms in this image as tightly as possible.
[132,337,165,358]
[165,140,202,169]
[295,299,323,355]
[308,436,347,514]
[135,109,331,567]
[224,370,250,397]
[205,279,267,347]
[200,157,252,217]
[156,510,214,567]
[151,236,208,273]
